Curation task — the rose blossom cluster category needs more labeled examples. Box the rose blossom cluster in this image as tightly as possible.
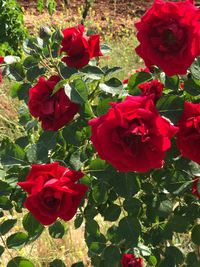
[17,0,200,265]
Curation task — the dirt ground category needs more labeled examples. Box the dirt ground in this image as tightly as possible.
[18,0,153,35]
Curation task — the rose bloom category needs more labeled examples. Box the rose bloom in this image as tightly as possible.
[0,56,4,83]
[177,102,200,164]
[28,75,79,131]
[121,254,143,267]
[135,0,200,76]
[61,24,102,69]
[138,79,164,102]
[18,162,88,225]
[192,176,200,199]
[0,57,4,63]
[89,96,178,173]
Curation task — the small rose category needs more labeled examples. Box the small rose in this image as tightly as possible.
[28,75,79,131]
[61,24,102,69]
[121,254,143,267]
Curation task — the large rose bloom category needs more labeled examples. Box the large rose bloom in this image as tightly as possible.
[89,96,178,172]
[177,101,200,164]
[135,0,200,76]
[18,162,88,225]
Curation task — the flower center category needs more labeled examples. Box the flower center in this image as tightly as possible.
[44,196,60,208]
[118,119,149,149]
[150,20,186,53]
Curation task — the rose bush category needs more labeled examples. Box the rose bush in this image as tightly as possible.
[135,0,200,76]
[0,0,200,266]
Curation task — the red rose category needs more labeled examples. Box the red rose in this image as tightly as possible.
[121,254,143,267]
[28,75,79,131]
[18,162,88,225]
[177,102,200,164]
[138,79,163,102]
[0,57,4,64]
[135,0,200,76]
[89,96,178,172]
[61,24,102,69]
[192,176,200,199]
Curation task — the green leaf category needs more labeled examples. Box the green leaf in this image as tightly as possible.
[105,66,122,76]
[148,255,157,266]
[59,62,77,79]
[103,204,121,221]
[156,95,184,123]
[50,259,66,267]
[128,71,152,94]
[0,196,13,210]
[48,221,65,239]
[184,78,200,96]
[0,245,4,256]
[81,65,104,80]
[65,79,88,104]
[74,214,83,229]
[190,57,200,80]
[165,246,184,265]
[71,262,84,267]
[51,79,68,95]
[118,216,141,245]
[17,83,32,102]
[7,257,34,267]
[26,66,46,82]
[10,82,21,98]
[0,138,25,165]
[90,158,108,171]
[8,63,25,81]
[158,200,172,218]
[166,215,189,233]
[186,252,200,267]
[192,224,200,245]
[108,172,140,198]
[69,150,83,171]
[123,198,142,216]
[23,56,39,69]
[23,212,44,238]
[0,180,12,195]
[100,44,111,54]
[6,232,28,249]
[85,219,100,236]
[164,75,179,91]
[103,246,121,267]
[99,77,123,95]
[36,131,57,161]
[96,97,112,116]
[92,182,108,204]
[0,219,17,235]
